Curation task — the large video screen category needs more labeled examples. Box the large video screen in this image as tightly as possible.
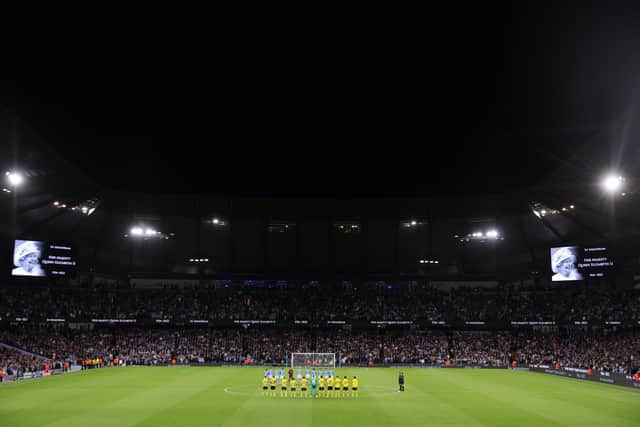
[550,246,613,282]
[11,240,77,277]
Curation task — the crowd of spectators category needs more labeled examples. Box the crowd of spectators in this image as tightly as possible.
[1,327,638,377]
[1,281,639,380]
[1,281,639,323]
[0,346,48,379]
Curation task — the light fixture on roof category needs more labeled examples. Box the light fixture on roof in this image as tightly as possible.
[402,219,425,228]
[68,198,100,216]
[530,201,574,219]
[206,217,227,227]
[52,197,100,216]
[5,171,23,187]
[125,225,172,240]
[268,222,296,233]
[602,174,625,194]
[334,222,360,234]
[456,229,503,242]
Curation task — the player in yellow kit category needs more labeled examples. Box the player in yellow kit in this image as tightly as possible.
[301,377,309,398]
[342,376,349,397]
[290,377,297,397]
[351,376,359,397]
[318,375,325,398]
[270,375,277,397]
[327,375,334,398]
[281,376,288,397]
[262,376,268,396]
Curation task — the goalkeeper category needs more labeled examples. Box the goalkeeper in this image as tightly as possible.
[310,374,318,397]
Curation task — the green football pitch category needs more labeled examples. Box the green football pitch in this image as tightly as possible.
[1,367,638,426]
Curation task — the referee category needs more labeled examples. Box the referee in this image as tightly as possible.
[398,371,405,392]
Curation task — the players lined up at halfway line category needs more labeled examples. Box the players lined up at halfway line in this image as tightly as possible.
[261,367,358,397]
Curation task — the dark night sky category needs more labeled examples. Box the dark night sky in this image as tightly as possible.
[2,4,640,196]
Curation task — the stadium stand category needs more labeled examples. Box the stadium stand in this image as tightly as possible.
[1,281,639,378]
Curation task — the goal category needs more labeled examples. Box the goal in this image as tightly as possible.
[290,352,336,368]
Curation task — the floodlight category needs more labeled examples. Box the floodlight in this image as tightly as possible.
[602,174,623,193]
[131,227,144,236]
[6,171,23,187]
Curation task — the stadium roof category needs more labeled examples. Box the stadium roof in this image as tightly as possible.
[3,5,640,197]
[1,5,640,278]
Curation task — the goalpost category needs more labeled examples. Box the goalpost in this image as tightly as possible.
[290,352,336,369]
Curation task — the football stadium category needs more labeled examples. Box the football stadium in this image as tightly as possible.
[1,6,640,427]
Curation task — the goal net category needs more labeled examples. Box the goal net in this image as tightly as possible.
[290,353,336,369]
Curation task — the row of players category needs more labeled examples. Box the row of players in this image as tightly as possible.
[263,367,336,380]
[261,369,358,397]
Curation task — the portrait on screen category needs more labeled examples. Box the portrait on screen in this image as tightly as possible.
[12,240,46,277]
[550,246,583,282]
